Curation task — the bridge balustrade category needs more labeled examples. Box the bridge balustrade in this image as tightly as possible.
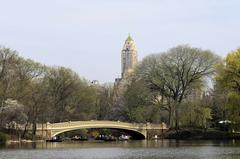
[36,120,167,130]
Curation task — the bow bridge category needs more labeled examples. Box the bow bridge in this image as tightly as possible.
[36,120,168,140]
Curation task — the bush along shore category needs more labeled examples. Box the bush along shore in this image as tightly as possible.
[0,132,8,144]
[165,128,240,140]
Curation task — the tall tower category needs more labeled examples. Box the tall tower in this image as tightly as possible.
[121,34,138,78]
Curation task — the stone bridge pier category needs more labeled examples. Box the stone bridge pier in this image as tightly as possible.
[36,121,168,140]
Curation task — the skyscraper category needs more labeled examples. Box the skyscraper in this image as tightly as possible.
[115,34,138,86]
[121,34,138,78]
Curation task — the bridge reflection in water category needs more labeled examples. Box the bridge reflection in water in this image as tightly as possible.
[36,120,168,140]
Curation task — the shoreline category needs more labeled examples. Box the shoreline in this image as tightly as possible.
[5,139,45,144]
[2,128,240,144]
[164,129,240,140]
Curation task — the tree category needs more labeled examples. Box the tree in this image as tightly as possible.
[68,80,99,121]
[123,78,157,122]
[0,46,49,139]
[211,82,228,126]
[96,83,114,120]
[0,47,19,108]
[217,48,240,92]
[180,98,212,129]
[0,46,113,139]
[45,67,99,122]
[227,92,240,128]
[137,45,219,129]
[24,79,49,139]
[216,49,240,130]
[13,58,46,100]
[46,67,82,122]
[0,99,27,129]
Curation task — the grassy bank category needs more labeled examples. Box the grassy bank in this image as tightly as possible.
[0,132,9,144]
[165,128,240,140]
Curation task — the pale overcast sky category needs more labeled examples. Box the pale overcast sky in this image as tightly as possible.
[0,0,240,83]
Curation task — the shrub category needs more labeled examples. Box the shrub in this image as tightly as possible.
[0,132,8,143]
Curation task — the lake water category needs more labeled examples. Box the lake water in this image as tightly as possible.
[0,140,240,159]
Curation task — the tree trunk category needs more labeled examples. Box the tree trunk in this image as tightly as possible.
[21,120,29,139]
[175,106,179,131]
[168,106,173,127]
[32,121,37,141]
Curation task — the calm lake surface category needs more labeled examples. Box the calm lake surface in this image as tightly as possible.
[0,140,240,159]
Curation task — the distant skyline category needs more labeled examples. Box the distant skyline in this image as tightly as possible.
[0,0,240,83]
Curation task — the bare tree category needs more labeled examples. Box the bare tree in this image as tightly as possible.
[0,47,19,108]
[137,45,220,129]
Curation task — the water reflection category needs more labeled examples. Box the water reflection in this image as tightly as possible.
[4,139,240,149]
[1,140,240,159]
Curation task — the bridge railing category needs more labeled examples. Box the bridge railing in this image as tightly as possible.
[45,121,144,129]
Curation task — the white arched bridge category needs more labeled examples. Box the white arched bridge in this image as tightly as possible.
[36,120,168,140]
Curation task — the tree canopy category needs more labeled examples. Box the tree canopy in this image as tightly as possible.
[136,45,220,128]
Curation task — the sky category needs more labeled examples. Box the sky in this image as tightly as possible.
[0,0,240,83]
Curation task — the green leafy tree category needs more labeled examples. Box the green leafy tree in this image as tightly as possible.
[217,49,240,92]
[45,67,99,122]
[122,78,162,123]
[216,49,240,130]
[46,67,83,122]
[181,100,212,129]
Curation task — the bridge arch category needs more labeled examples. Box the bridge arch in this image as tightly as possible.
[52,126,146,139]
[46,121,147,139]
